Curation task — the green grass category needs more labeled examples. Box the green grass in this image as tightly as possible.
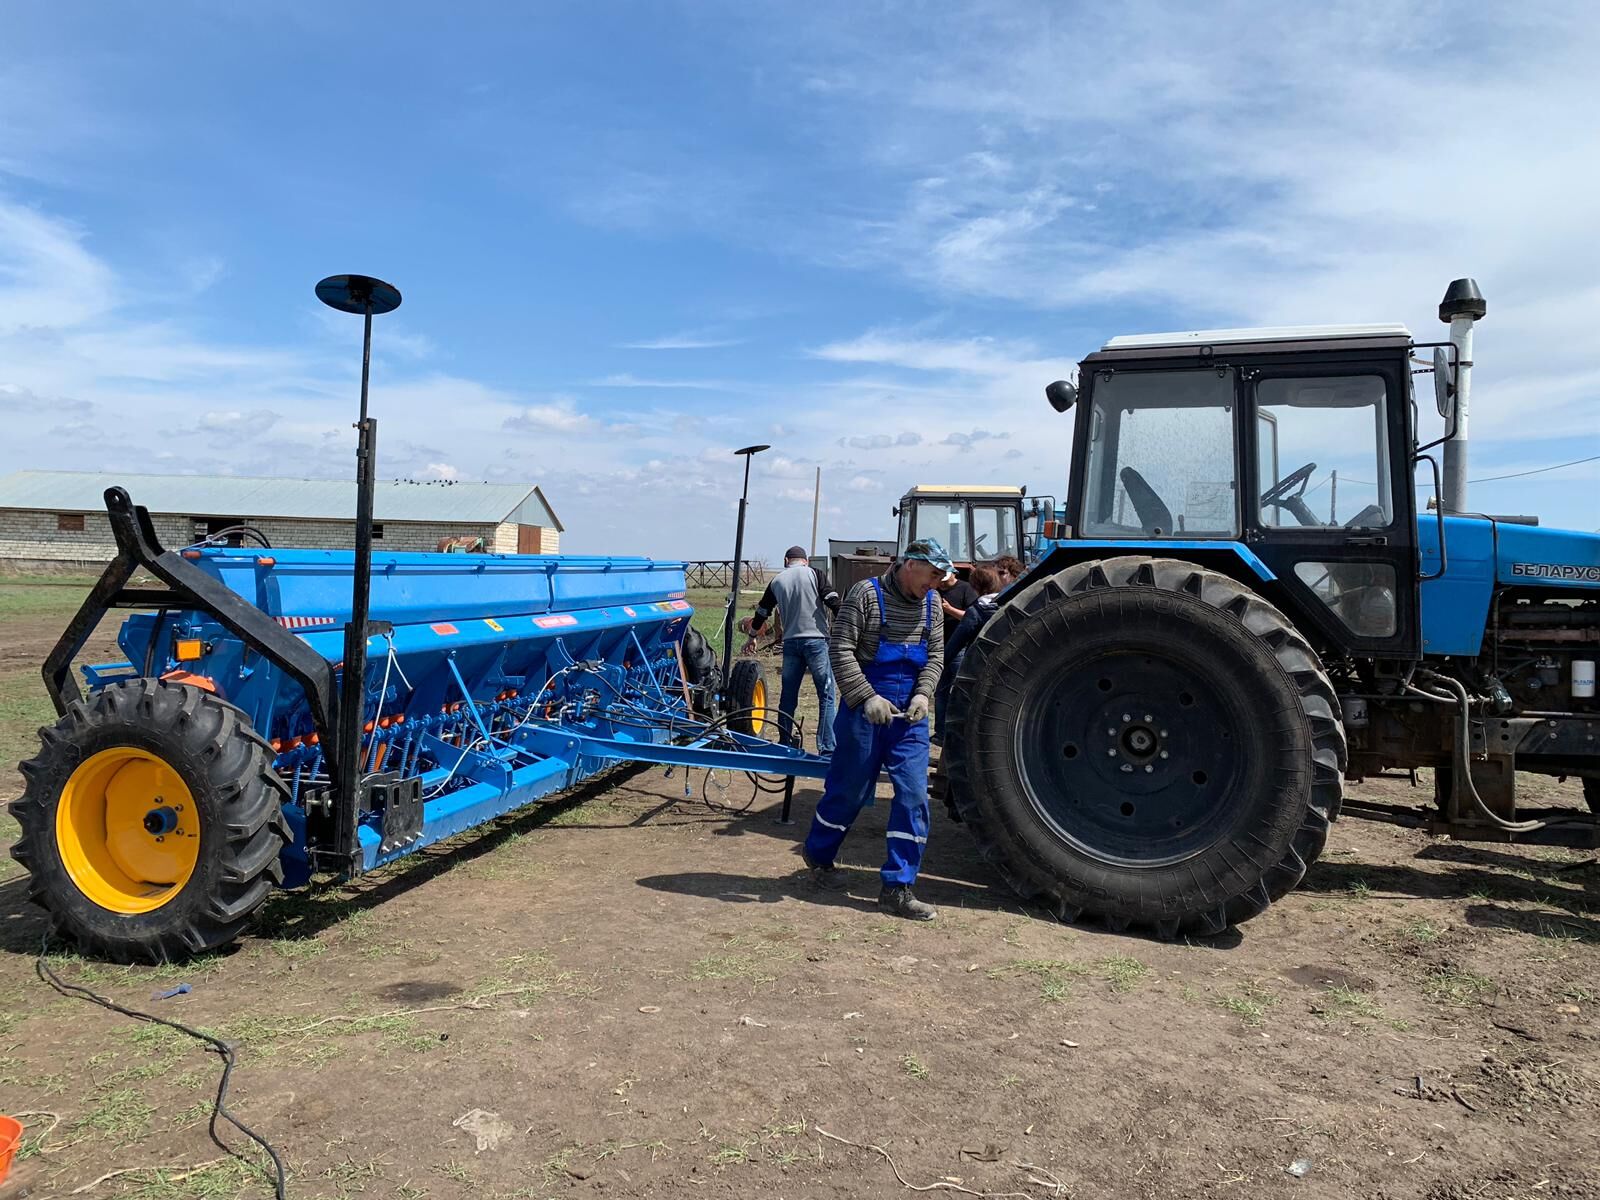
[987,958,1089,1002]
[0,576,99,784]
[1319,984,1385,1022]
[900,1053,930,1080]
[1403,918,1443,945]
[76,1087,155,1146]
[1215,981,1279,1027]
[1097,953,1150,993]
[1423,965,1496,1005]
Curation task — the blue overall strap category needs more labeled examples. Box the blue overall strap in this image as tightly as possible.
[921,590,934,642]
[870,577,889,637]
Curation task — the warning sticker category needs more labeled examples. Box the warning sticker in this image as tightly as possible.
[431,623,459,636]
[534,614,579,628]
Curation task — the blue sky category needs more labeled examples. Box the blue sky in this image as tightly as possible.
[1,2,1596,557]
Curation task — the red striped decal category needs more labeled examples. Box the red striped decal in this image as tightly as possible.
[274,615,337,629]
[534,614,579,628]
[623,606,637,617]
[670,599,691,610]
[431,623,459,636]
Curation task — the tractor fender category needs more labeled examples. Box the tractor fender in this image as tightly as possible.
[1017,540,1277,597]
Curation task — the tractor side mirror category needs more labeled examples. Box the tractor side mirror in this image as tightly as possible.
[1045,380,1078,413]
[1432,346,1455,420]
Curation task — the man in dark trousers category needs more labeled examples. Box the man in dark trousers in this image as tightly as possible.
[800,538,949,920]
[742,546,840,753]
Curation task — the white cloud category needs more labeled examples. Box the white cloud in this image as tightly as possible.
[589,373,739,391]
[620,331,744,350]
[422,462,459,481]
[503,395,596,434]
[0,198,117,332]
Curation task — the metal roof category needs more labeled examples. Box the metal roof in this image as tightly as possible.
[0,470,562,528]
[903,484,1024,496]
[1102,322,1412,351]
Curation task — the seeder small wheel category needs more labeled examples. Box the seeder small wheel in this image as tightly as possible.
[725,658,769,737]
[8,678,290,962]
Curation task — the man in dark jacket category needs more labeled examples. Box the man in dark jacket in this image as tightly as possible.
[800,539,949,920]
[743,546,840,753]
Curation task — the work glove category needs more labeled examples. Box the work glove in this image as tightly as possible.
[862,695,895,725]
[904,694,930,724]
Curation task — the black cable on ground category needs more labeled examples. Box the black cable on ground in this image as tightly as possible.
[35,935,289,1200]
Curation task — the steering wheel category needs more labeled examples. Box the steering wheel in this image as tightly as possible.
[1261,460,1316,508]
[1118,467,1175,534]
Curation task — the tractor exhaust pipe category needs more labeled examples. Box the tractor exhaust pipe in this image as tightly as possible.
[1438,278,1486,514]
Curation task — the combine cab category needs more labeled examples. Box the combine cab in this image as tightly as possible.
[942,280,1599,937]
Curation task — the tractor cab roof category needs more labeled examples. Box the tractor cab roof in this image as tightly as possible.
[1087,323,1414,364]
[902,484,1024,497]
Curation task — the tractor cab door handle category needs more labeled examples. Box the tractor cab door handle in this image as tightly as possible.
[1345,535,1389,546]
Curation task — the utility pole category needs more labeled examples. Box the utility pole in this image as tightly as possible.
[809,467,821,558]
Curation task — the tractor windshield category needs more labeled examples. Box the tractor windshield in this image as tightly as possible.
[1081,368,1238,537]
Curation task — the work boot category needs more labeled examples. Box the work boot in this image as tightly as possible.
[802,855,849,891]
[879,885,937,921]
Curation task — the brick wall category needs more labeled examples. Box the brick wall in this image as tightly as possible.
[0,509,526,563]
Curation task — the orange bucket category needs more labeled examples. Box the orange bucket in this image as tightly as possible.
[0,1114,22,1183]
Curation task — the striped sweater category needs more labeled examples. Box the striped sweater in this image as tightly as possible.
[828,568,945,710]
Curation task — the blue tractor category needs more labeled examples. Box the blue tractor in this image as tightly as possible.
[942,280,1599,937]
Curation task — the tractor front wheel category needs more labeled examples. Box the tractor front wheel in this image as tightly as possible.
[9,679,290,962]
[944,556,1345,937]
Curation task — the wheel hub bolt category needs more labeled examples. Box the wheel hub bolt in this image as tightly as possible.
[143,806,179,836]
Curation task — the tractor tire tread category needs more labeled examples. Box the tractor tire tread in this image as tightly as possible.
[944,555,1345,937]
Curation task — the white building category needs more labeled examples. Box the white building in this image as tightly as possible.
[0,470,563,569]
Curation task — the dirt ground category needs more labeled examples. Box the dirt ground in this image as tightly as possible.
[2,599,1598,1200]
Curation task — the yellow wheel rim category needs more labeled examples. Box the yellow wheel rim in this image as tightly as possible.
[55,747,200,914]
[750,678,766,735]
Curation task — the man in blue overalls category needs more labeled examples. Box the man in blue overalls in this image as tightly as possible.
[801,539,950,920]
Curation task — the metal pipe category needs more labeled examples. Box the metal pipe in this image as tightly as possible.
[720,444,769,694]
[1438,278,1486,514]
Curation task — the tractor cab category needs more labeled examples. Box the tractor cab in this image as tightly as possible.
[1050,324,1427,658]
[893,484,1026,574]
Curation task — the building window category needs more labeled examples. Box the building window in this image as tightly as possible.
[57,513,85,533]
[371,523,384,540]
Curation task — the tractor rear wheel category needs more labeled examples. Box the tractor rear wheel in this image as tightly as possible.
[9,679,291,962]
[725,658,769,737]
[944,556,1345,937]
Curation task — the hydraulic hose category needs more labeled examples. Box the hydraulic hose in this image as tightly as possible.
[1408,672,1548,834]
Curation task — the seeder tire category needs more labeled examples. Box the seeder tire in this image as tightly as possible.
[9,679,291,962]
[944,556,1345,938]
[725,658,770,737]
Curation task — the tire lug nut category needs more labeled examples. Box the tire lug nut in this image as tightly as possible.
[1160,750,1169,759]
[1107,749,1117,757]
[1144,765,1153,773]
[1121,714,1131,722]
[1120,764,1133,773]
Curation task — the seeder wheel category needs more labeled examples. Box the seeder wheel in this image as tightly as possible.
[9,679,290,962]
[726,658,769,736]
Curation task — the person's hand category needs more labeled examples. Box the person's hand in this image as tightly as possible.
[941,597,960,617]
[863,695,895,725]
[738,616,756,635]
[741,638,757,656]
[905,695,930,723]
